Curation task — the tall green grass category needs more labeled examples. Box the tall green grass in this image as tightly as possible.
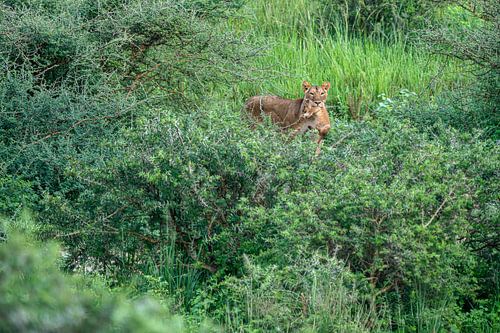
[227,0,466,118]
[221,255,385,333]
[142,235,202,312]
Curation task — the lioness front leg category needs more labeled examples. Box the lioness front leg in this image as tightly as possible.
[315,125,331,156]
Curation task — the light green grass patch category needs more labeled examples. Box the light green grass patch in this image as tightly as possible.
[224,0,467,118]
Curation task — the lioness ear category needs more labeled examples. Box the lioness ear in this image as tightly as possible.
[321,82,331,91]
[302,80,312,92]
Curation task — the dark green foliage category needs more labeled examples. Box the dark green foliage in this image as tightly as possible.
[201,254,380,332]
[314,0,441,37]
[41,96,499,330]
[0,72,127,190]
[422,0,499,72]
[0,0,255,192]
[0,176,36,216]
[420,0,500,137]
[0,215,216,333]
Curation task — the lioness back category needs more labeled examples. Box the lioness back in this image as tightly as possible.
[245,95,303,128]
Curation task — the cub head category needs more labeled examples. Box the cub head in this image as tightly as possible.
[302,80,331,110]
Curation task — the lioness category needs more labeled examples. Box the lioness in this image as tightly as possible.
[245,80,331,155]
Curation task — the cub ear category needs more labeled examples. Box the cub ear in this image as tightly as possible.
[302,80,312,92]
[321,81,331,91]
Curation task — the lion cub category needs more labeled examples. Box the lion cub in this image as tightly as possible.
[245,80,331,155]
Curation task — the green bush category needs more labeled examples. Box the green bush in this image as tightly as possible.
[0,0,255,192]
[40,95,499,330]
[0,176,36,216]
[199,254,381,332]
[0,216,217,333]
[419,0,500,138]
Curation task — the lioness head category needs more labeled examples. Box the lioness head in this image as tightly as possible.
[302,81,331,111]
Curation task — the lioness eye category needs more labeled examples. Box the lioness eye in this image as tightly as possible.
[309,92,314,95]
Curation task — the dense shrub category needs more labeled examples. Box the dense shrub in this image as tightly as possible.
[199,254,381,332]
[40,94,499,330]
[420,0,500,137]
[0,215,217,333]
[0,176,36,216]
[0,0,255,192]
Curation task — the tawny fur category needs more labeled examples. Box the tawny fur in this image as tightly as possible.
[245,80,331,155]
